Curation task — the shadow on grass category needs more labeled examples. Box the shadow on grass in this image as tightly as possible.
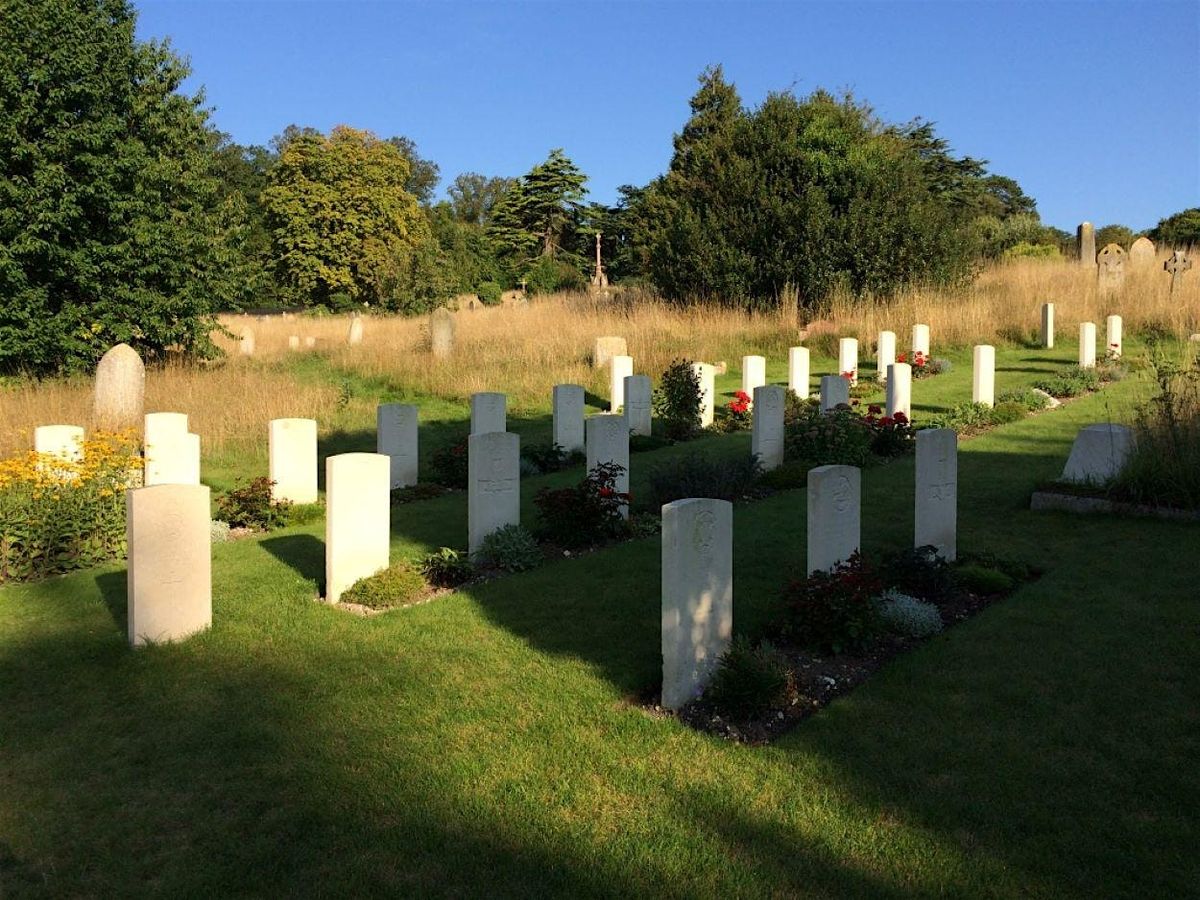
[94,569,127,639]
[260,533,324,588]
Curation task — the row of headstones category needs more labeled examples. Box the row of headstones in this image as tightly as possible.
[32,415,201,486]
[1076,225,1192,293]
[235,315,370,357]
[1039,304,1124,366]
[661,427,959,708]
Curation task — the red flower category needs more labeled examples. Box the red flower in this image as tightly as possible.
[868,404,882,414]
[896,352,907,364]
[880,416,894,427]
[599,487,614,498]
[734,390,751,402]
[893,411,909,423]
[841,371,854,381]
[851,399,860,406]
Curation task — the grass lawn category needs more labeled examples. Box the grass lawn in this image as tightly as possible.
[1,341,1196,897]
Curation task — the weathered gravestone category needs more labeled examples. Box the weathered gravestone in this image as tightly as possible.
[1165,250,1192,293]
[347,316,364,345]
[837,338,859,384]
[886,363,912,420]
[269,418,318,503]
[430,307,455,359]
[610,355,633,412]
[624,375,653,437]
[819,374,849,412]
[788,347,810,398]
[126,483,211,647]
[288,335,301,350]
[1097,243,1126,293]
[377,404,419,489]
[691,363,716,428]
[468,431,520,555]
[660,498,733,711]
[741,355,766,398]
[143,413,199,486]
[1060,424,1135,485]
[1106,315,1123,359]
[1041,303,1055,349]
[35,425,84,462]
[304,336,317,349]
[1079,322,1097,368]
[972,345,995,408]
[1076,221,1096,265]
[751,385,785,471]
[912,324,931,357]
[552,385,586,453]
[592,336,627,369]
[470,392,507,435]
[325,453,391,602]
[1128,236,1155,268]
[239,328,255,356]
[93,344,145,432]
[807,465,860,575]
[586,414,630,517]
[915,428,957,561]
[876,331,896,382]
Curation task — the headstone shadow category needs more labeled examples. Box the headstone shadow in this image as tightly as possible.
[260,533,325,588]
[94,569,128,639]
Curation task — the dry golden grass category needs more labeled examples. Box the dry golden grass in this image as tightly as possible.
[2,256,1195,459]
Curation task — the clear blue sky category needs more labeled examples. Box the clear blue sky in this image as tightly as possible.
[136,0,1199,232]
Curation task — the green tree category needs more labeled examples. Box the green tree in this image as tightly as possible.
[448,173,515,225]
[386,135,440,205]
[0,0,236,373]
[261,126,437,310]
[489,150,587,266]
[1149,208,1200,248]
[1095,224,1136,250]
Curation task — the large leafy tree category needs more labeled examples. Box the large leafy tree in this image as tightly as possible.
[0,0,235,373]
[447,173,515,225]
[489,149,587,262]
[1149,208,1200,248]
[262,126,436,310]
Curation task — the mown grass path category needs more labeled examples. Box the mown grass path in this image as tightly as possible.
[1,343,1196,897]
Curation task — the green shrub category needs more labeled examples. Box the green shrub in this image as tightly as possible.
[630,434,672,453]
[1003,241,1059,260]
[475,524,543,572]
[210,520,232,544]
[997,389,1050,411]
[989,401,1029,424]
[216,477,291,531]
[419,547,475,587]
[1034,366,1100,398]
[339,563,428,608]
[785,402,873,467]
[879,545,954,602]
[705,637,793,716]
[878,590,944,638]
[953,565,1015,595]
[758,460,810,491]
[391,483,448,504]
[523,255,585,294]
[646,454,762,508]
[521,443,583,474]
[863,406,916,457]
[780,552,883,654]
[476,280,503,305]
[956,551,1034,582]
[711,391,753,433]
[431,438,469,488]
[534,463,630,548]
[931,401,996,433]
[653,358,703,441]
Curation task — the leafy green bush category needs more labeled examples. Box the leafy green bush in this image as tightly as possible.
[430,438,469,488]
[953,565,1015,595]
[863,406,915,457]
[523,255,585,295]
[475,524,543,572]
[1003,241,1059,260]
[879,545,954,602]
[419,547,475,587]
[878,590,944,637]
[476,280,503,305]
[216,477,291,531]
[534,463,630,548]
[391,483,448,504]
[705,637,793,716]
[989,401,1029,424]
[652,359,703,441]
[339,563,427,609]
[210,520,232,544]
[932,402,998,433]
[784,402,873,467]
[521,443,583,474]
[997,389,1051,411]
[646,454,762,508]
[1034,366,1101,398]
[780,552,883,654]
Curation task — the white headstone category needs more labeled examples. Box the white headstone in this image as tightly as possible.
[143,414,199,486]
[807,465,860,575]
[788,347,810,398]
[751,385,786,471]
[347,316,364,345]
[552,384,585,453]
[93,343,145,432]
[1106,314,1123,359]
[1079,322,1097,368]
[692,362,716,427]
[288,335,300,350]
[1129,236,1155,268]
[126,483,212,647]
[741,355,766,398]
[819,375,849,412]
[586,414,630,517]
[972,345,995,408]
[325,453,391,602]
[238,328,255,356]
[468,431,520,555]
[838,338,859,385]
[470,392,507,435]
[34,425,84,462]
[376,404,418,489]
[304,336,316,349]
[610,355,634,412]
[915,428,957,561]
[886,363,912,420]
[912,324,931,357]
[268,418,318,503]
[430,308,455,359]
[1041,303,1055,349]
[624,374,653,437]
[144,412,188,451]
[1060,424,1135,485]
[660,498,733,711]
[876,331,896,382]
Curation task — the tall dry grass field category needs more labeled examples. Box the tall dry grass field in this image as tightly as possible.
[2,255,1195,458]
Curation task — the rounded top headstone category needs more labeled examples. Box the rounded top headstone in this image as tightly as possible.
[93,343,145,432]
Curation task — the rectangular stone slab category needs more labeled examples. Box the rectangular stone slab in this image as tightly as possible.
[624,375,653,437]
[377,404,419,489]
[470,392,507,435]
[126,484,212,647]
[552,384,585,453]
[751,385,785,471]
[915,428,957,561]
[807,464,860,574]
[325,453,391,603]
[468,431,521,554]
[270,418,318,503]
